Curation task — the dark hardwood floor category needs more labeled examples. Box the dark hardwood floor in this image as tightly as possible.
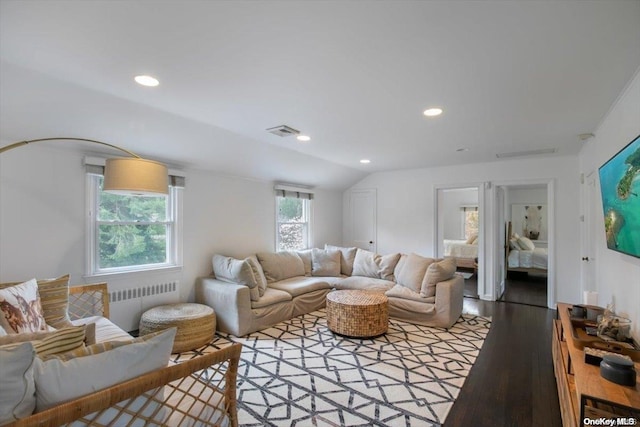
[499,272,548,307]
[445,297,562,427]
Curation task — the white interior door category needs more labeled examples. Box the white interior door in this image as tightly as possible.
[581,173,598,295]
[350,189,376,252]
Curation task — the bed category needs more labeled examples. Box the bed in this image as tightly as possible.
[506,222,548,275]
[444,239,478,269]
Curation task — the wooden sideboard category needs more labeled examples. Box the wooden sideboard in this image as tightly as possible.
[553,303,640,426]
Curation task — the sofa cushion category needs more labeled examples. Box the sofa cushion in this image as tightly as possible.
[0,279,47,334]
[325,245,357,276]
[33,328,176,412]
[71,316,132,343]
[333,276,395,292]
[212,255,260,302]
[352,249,401,281]
[311,248,341,277]
[420,258,457,298]
[387,297,436,315]
[297,249,313,276]
[268,277,332,298]
[0,342,36,425]
[250,288,292,309]
[386,284,436,304]
[257,251,305,283]
[246,255,268,297]
[395,253,435,293]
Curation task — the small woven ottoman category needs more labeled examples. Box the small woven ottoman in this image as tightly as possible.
[326,290,388,338]
[139,303,216,353]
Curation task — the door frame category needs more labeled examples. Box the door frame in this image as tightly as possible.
[433,183,486,299]
[492,178,556,308]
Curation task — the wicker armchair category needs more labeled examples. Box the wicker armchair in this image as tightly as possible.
[6,283,242,427]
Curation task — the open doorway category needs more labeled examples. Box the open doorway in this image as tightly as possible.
[435,186,482,299]
[497,183,549,307]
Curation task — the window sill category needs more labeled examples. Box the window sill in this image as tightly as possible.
[83,265,183,281]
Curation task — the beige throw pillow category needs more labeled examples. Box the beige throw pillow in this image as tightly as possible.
[0,325,88,358]
[212,255,260,301]
[0,279,47,334]
[0,342,36,425]
[297,249,313,276]
[395,253,435,293]
[352,249,401,281]
[324,245,357,276]
[246,255,268,297]
[420,258,457,298]
[311,249,341,277]
[256,252,305,283]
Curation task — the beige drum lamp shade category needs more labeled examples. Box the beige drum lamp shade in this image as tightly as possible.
[104,158,169,196]
[0,137,169,196]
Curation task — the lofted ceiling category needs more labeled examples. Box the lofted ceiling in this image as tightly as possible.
[1,0,639,190]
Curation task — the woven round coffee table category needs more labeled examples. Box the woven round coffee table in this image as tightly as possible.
[326,290,389,338]
[139,303,216,353]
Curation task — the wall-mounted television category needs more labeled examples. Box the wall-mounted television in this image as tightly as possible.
[598,133,640,258]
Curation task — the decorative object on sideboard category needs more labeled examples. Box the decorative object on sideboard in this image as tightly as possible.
[600,354,637,386]
[0,137,168,195]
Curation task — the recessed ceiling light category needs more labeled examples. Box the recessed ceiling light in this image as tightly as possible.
[360,159,371,164]
[134,75,159,87]
[296,135,311,142]
[423,107,443,117]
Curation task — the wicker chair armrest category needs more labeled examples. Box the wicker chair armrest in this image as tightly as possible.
[68,282,110,320]
[9,343,242,427]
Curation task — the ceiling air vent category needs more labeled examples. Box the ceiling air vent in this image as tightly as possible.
[266,125,300,137]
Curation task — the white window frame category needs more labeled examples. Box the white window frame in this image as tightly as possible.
[275,194,313,251]
[86,172,183,277]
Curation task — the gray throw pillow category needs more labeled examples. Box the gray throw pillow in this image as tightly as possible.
[325,245,357,276]
[212,254,260,301]
[311,249,341,277]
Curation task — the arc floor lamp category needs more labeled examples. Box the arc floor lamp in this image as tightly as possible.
[0,137,168,196]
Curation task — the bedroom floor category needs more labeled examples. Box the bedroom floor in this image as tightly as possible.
[499,271,547,307]
[460,269,547,308]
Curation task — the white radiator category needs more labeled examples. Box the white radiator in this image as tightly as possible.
[108,281,180,332]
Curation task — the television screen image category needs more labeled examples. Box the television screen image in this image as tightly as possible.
[598,134,640,258]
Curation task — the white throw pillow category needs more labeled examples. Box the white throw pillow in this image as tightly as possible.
[0,279,47,333]
[517,236,536,251]
[33,328,176,412]
[0,342,36,424]
[212,254,260,301]
[311,249,341,277]
[395,253,435,293]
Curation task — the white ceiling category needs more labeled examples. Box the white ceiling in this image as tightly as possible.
[1,1,639,190]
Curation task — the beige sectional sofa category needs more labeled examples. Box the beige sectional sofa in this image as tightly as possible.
[197,246,464,336]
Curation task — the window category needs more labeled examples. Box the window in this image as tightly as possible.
[462,206,479,239]
[275,189,312,251]
[87,171,183,275]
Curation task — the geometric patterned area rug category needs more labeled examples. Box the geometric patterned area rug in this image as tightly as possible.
[172,309,491,427]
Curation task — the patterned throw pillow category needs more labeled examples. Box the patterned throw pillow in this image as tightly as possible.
[0,325,87,358]
[0,279,47,334]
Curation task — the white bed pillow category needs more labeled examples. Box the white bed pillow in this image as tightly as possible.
[517,236,536,251]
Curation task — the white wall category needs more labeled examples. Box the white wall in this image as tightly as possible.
[579,69,640,341]
[441,188,478,240]
[0,145,343,330]
[344,155,580,305]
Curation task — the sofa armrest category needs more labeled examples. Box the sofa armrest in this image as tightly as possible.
[69,282,110,320]
[196,277,252,337]
[434,274,464,328]
[10,343,242,427]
